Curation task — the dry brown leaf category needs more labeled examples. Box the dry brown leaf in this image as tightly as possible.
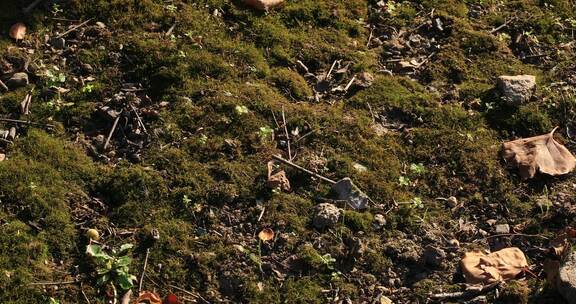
[502,127,576,179]
[267,161,291,191]
[9,23,26,40]
[133,291,161,304]
[461,247,528,284]
[258,228,274,241]
[543,227,576,289]
[243,0,285,11]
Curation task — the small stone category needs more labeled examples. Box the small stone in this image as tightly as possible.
[447,196,458,207]
[6,72,29,89]
[8,127,16,140]
[448,239,460,248]
[372,214,387,230]
[353,162,368,173]
[151,228,160,241]
[50,37,66,49]
[495,224,510,234]
[497,75,536,105]
[331,177,369,210]
[356,72,375,88]
[80,63,94,74]
[312,203,340,229]
[96,21,106,28]
[558,250,576,304]
[423,245,446,267]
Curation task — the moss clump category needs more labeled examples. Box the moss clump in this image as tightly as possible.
[499,281,530,304]
[270,68,312,100]
[296,243,327,272]
[343,210,373,232]
[281,277,323,304]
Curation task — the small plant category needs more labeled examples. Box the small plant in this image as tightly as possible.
[398,176,410,186]
[411,197,424,209]
[409,163,426,175]
[44,68,66,87]
[48,298,61,304]
[165,4,177,13]
[235,105,249,115]
[258,126,274,141]
[51,4,63,16]
[81,84,94,93]
[86,243,136,296]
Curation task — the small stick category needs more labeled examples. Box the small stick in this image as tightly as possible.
[165,23,177,37]
[129,103,148,134]
[343,75,357,92]
[281,106,292,160]
[103,110,122,151]
[257,207,265,222]
[490,17,517,34]
[138,248,150,292]
[272,154,336,184]
[473,233,549,243]
[271,109,280,129]
[29,280,79,286]
[168,284,210,303]
[80,283,91,303]
[367,102,376,123]
[0,79,8,92]
[0,117,54,128]
[366,26,374,48]
[326,60,338,79]
[56,19,92,39]
[23,0,43,14]
[431,282,500,300]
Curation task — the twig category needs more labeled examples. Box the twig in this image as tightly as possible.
[29,280,79,286]
[326,60,338,79]
[257,207,265,222]
[80,283,91,304]
[366,26,374,48]
[0,117,54,128]
[431,282,500,300]
[473,233,549,243]
[272,154,336,184]
[281,106,292,160]
[343,75,357,92]
[165,23,177,37]
[56,19,92,39]
[23,0,43,14]
[138,248,150,292]
[367,102,376,123]
[129,103,148,134]
[103,110,122,151]
[0,79,8,92]
[490,17,517,34]
[21,93,32,115]
[168,284,210,303]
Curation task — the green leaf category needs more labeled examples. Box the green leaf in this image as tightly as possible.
[115,256,132,267]
[118,243,134,254]
[49,297,61,304]
[86,244,111,260]
[97,273,110,285]
[117,273,136,290]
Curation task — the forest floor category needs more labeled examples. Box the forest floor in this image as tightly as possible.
[1,0,576,303]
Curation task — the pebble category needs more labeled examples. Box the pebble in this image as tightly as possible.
[6,72,28,89]
[497,74,536,105]
[423,245,447,267]
[372,214,387,230]
[312,203,340,229]
[50,37,66,49]
[495,224,510,234]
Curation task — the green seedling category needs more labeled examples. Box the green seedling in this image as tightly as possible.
[86,243,136,292]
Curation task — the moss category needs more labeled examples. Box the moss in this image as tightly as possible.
[498,280,530,304]
[343,210,373,232]
[297,243,326,272]
[270,68,312,100]
[281,277,323,304]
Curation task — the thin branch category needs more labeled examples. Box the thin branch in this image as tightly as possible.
[0,117,54,128]
[272,154,336,184]
[103,110,122,151]
[281,106,292,160]
[138,248,150,292]
[431,282,501,300]
[473,233,549,243]
[56,19,92,39]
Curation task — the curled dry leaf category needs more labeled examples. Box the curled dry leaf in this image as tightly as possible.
[267,160,291,192]
[133,291,162,304]
[243,0,285,11]
[461,247,528,284]
[543,227,576,289]
[9,22,26,40]
[502,127,576,179]
[258,228,275,241]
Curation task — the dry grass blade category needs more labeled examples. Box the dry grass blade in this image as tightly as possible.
[502,127,576,179]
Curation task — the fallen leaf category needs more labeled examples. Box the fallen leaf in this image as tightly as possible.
[502,127,576,179]
[267,161,291,192]
[258,228,274,241]
[543,227,576,289]
[133,291,161,304]
[461,247,528,284]
[243,0,285,11]
[9,23,26,40]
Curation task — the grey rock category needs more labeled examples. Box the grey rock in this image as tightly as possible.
[558,251,576,304]
[312,203,340,229]
[8,127,16,140]
[331,177,369,210]
[497,75,536,104]
[6,72,29,89]
[50,37,66,49]
[423,245,446,267]
[495,223,510,234]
